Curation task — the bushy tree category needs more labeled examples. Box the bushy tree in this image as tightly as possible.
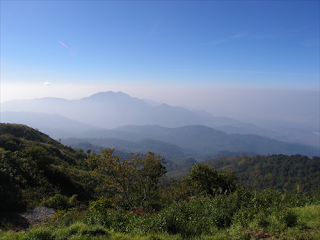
[87,148,166,210]
[170,163,238,201]
[22,145,48,170]
[189,163,238,195]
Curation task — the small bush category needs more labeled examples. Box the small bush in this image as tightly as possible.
[89,198,113,213]
[84,208,130,232]
[23,227,53,240]
[41,194,78,210]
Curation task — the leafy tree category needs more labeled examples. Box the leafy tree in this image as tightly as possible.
[22,145,48,170]
[0,148,25,210]
[172,163,238,200]
[189,163,237,195]
[87,148,166,210]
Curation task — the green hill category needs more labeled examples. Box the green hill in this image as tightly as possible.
[0,123,100,211]
[1,124,320,239]
[2,123,320,208]
[168,154,320,193]
[0,123,86,166]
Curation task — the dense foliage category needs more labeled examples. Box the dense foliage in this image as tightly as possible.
[0,124,100,211]
[168,154,320,193]
[2,188,320,239]
[1,123,320,239]
[87,149,166,210]
[205,154,320,193]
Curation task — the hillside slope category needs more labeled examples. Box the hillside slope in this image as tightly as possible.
[0,124,99,211]
[168,154,320,193]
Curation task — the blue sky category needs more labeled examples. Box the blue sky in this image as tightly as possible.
[2,1,319,88]
[0,1,319,126]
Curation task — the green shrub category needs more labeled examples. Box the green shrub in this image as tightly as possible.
[23,227,53,240]
[41,194,78,210]
[84,208,130,232]
[89,198,113,213]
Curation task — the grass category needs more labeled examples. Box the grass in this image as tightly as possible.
[280,204,320,239]
[0,223,184,240]
[1,202,319,239]
[294,204,320,228]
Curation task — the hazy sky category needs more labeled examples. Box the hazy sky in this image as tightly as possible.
[1,1,319,126]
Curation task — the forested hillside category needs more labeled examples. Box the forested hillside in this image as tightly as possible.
[0,123,99,211]
[1,124,320,239]
[168,154,320,193]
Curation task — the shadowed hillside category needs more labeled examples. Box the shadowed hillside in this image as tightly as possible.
[0,123,99,211]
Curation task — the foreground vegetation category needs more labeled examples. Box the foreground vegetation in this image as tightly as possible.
[1,124,320,239]
[1,190,320,239]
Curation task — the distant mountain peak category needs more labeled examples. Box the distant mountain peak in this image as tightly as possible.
[77,91,151,108]
[80,91,131,101]
[159,103,170,107]
[85,91,127,97]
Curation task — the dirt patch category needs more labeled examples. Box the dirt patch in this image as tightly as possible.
[0,207,55,231]
[248,230,280,239]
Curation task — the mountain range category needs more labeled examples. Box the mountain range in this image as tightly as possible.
[1,91,254,129]
[1,91,319,153]
[62,125,319,158]
[1,91,319,147]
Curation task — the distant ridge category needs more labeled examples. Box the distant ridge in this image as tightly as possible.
[167,154,320,193]
[64,125,320,158]
[0,91,255,129]
[1,91,318,146]
[0,111,102,139]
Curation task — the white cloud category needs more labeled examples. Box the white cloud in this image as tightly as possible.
[44,82,51,86]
